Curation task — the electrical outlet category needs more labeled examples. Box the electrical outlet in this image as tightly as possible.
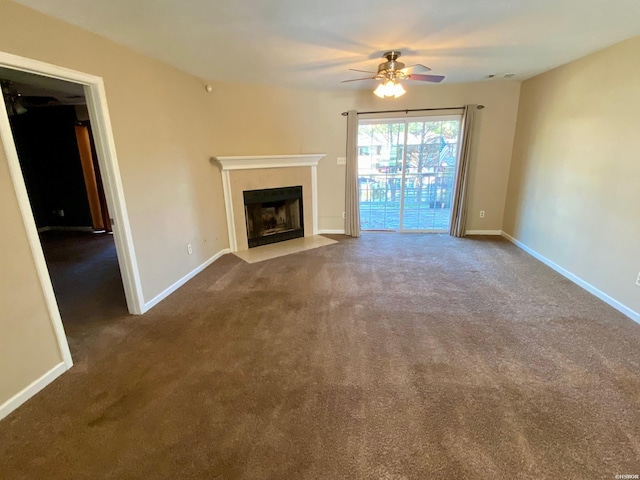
[337,157,347,165]
[636,272,640,287]
[342,212,346,219]
[187,243,193,255]
[479,210,485,218]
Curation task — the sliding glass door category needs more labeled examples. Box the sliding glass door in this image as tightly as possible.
[358,116,461,232]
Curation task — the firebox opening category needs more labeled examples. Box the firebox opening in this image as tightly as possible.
[243,186,304,248]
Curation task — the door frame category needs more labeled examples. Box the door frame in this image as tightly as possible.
[0,51,145,366]
[358,113,463,233]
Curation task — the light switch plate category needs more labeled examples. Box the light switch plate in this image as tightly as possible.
[337,157,346,165]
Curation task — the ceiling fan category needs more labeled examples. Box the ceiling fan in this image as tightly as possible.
[342,51,445,98]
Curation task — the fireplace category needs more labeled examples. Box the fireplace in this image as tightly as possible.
[212,154,325,252]
[243,186,304,248]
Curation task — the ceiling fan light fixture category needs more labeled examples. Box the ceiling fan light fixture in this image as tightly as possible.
[393,81,406,98]
[373,79,406,98]
[13,100,28,115]
[373,82,387,98]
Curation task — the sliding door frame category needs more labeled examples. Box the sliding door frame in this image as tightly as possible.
[358,113,463,233]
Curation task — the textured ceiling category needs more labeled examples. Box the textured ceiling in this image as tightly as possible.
[12,0,640,89]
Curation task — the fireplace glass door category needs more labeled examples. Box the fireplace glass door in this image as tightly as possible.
[243,186,304,248]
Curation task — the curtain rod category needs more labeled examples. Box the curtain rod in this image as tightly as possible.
[340,105,485,116]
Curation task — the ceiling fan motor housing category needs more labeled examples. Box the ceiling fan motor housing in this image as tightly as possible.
[377,51,407,80]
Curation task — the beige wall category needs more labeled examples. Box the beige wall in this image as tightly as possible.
[208,81,521,232]
[0,0,228,407]
[503,35,640,314]
[0,146,63,403]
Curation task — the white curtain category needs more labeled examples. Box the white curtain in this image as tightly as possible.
[344,110,360,237]
[449,105,478,237]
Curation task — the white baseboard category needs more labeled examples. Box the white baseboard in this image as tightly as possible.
[465,230,502,235]
[318,229,345,235]
[501,231,640,325]
[0,362,67,422]
[141,248,231,313]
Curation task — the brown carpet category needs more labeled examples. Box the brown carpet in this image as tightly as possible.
[1,234,639,479]
[38,230,129,357]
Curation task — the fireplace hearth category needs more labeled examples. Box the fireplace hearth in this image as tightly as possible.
[243,186,304,248]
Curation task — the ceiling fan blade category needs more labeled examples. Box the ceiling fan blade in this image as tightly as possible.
[408,74,445,83]
[349,68,377,74]
[401,64,432,74]
[341,77,376,83]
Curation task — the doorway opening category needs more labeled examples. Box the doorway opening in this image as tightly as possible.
[357,115,461,232]
[0,52,145,372]
[1,68,129,355]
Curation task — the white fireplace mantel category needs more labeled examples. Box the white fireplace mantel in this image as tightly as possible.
[211,154,326,252]
[213,154,325,171]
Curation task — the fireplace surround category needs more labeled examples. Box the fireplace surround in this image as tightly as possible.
[212,154,325,252]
